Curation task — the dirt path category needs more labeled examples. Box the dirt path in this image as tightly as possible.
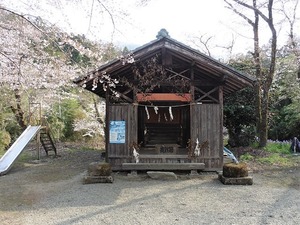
[0,145,299,225]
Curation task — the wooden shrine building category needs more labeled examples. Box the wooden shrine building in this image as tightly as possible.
[75,30,255,172]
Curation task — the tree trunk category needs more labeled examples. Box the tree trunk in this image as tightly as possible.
[224,0,277,147]
[10,89,27,130]
[252,0,266,147]
[92,96,104,125]
[259,93,269,147]
[260,0,277,147]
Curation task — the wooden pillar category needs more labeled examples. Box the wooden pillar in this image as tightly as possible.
[219,86,224,165]
[190,65,195,103]
[190,65,196,152]
[131,91,138,155]
[133,68,138,148]
[105,90,110,163]
[36,131,40,160]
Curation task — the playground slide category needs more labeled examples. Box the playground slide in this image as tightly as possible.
[0,125,41,176]
[223,147,239,164]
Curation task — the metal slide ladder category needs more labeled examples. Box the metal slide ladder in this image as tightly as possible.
[40,127,57,156]
[29,102,57,157]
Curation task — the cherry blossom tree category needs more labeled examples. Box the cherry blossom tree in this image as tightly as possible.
[0,7,79,128]
[0,5,123,142]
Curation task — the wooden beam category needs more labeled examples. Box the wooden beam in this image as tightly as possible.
[136,93,191,102]
[195,87,219,103]
[166,68,190,80]
[122,162,205,170]
[220,74,228,82]
[193,80,224,86]
[115,90,133,103]
[122,88,133,95]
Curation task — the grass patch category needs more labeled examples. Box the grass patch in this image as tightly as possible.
[249,141,260,149]
[240,153,254,161]
[80,146,104,151]
[257,153,290,166]
[264,142,291,154]
[14,151,35,164]
[238,142,296,167]
[19,151,33,161]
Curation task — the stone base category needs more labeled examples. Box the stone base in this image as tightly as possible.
[88,162,112,176]
[127,170,138,177]
[147,171,177,180]
[83,175,114,184]
[218,173,253,185]
[189,170,200,178]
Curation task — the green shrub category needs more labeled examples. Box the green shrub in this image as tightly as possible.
[240,153,254,161]
[47,98,86,141]
[0,130,11,154]
[249,141,259,149]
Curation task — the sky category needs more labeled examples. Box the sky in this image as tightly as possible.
[1,0,298,59]
[61,0,256,58]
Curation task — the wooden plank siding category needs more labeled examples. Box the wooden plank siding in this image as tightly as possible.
[107,104,137,170]
[108,103,223,171]
[190,103,223,170]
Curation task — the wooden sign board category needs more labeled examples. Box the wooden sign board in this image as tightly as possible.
[156,144,178,154]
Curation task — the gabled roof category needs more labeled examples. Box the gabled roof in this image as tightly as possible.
[74,34,255,98]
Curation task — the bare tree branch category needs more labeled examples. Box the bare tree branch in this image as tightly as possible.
[230,0,270,22]
[280,0,300,78]
[87,0,95,34]
[0,51,18,67]
[190,34,213,56]
[0,7,45,35]
[224,0,255,26]
[280,0,299,46]
[216,34,236,56]
[96,0,116,38]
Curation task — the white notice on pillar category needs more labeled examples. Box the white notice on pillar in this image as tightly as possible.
[109,121,126,144]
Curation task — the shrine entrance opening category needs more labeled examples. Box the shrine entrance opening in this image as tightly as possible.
[137,94,191,155]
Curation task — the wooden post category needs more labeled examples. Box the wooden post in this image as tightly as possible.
[219,86,224,167]
[190,64,195,103]
[105,90,110,163]
[37,130,40,160]
[190,65,195,155]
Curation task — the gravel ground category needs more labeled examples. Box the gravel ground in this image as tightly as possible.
[0,145,299,225]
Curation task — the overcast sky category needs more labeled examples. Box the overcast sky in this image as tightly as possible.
[1,0,298,59]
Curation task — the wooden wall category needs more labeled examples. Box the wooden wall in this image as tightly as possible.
[107,104,137,170]
[190,104,223,170]
[106,103,223,171]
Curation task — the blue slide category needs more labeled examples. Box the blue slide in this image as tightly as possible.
[223,147,239,164]
[0,125,41,176]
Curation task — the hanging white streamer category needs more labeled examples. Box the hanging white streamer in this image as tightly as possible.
[169,106,173,121]
[154,106,159,114]
[133,147,139,163]
[145,106,150,120]
[194,138,200,157]
[164,113,168,121]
